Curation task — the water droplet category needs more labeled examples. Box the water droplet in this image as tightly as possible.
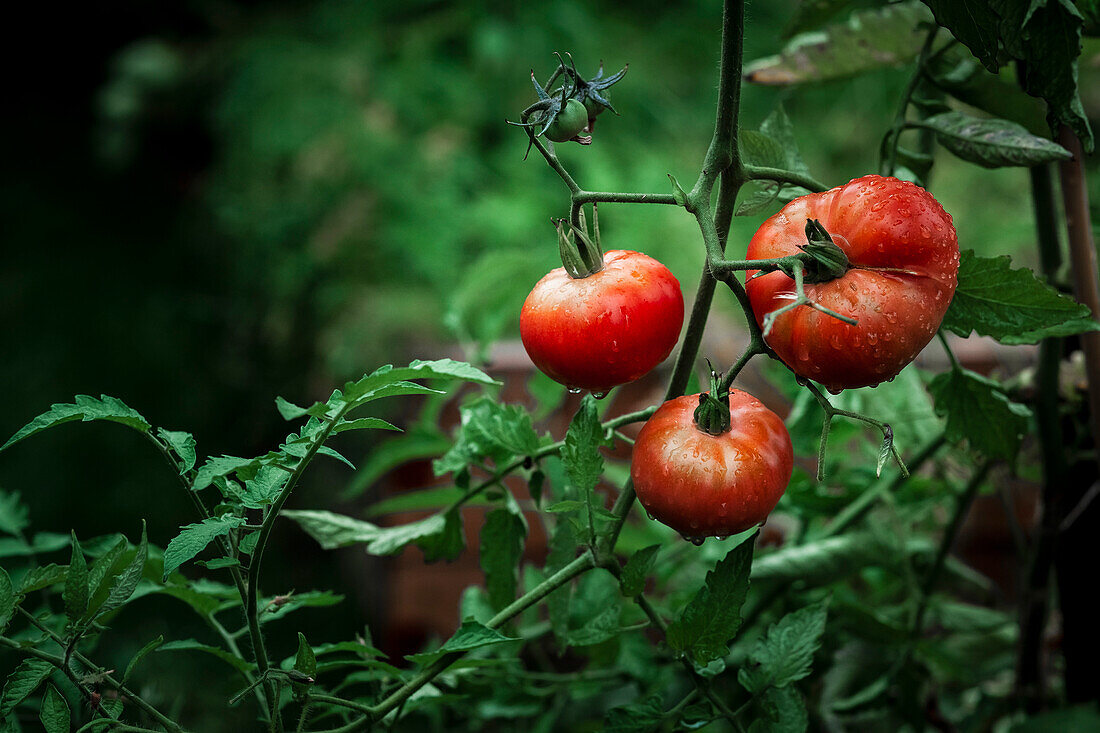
[827,386,843,395]
[592,390,609,400]
[568,387,582,394]
[681,535,706,546]
[867,333,878,345]
[646,511,656,521]
[715,534,729,541]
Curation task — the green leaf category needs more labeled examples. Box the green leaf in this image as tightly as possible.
[1,395,151,453]
[339,359,498,409]
[0,657,54,718]
[19,564,68,594]
[332,417,401,435]
[39,685,70,733]
[479,509,526,612]
[0,491,29,537]
[739,129,788,170]
[620,544,660,597]
[0,568,14,633]
[416,509,465,563]
[99,521,148,616]
[604,694,665,733]
[192,455,260,493]
[284,509,451,556]
[64,532,88,623]
[158,428,197,474]
[919,0,1002,70]
[922,111,1071,167]
[564,570,627,647]
[749,685,809,733]
[942,251,1100,343]
[295,632,318,678]
[123,635,164,684]
[85,537,127,607]
[240,465,289,509]
[157,639,256,674]
[405,618,518,665]
[744,2,935,85]
[366,487,468,517]
[435,397,539,476]
[163,515,246,579]
[929,367,1031,460]
[274,396,330,421]
[667,538,755,664]
[739,600,830,693]
[561,396,608,493]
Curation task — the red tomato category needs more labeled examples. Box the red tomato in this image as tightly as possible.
[746,175,959,391]
[631,390,793,540]
[520,250,684,393]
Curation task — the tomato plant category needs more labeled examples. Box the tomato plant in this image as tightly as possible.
[520,249,684,393]
[745,175,960,391]
[3,1,1100,731]
[631,390,793,540]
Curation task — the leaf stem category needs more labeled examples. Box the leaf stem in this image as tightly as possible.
[742,165,827,193]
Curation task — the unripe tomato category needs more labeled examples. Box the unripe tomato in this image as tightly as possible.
[631,391,793,540]
[545,99,588,142]
[746,175,959,391]
[520,250,684,393]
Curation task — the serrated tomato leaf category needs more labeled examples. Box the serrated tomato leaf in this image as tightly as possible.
[929,367,1030,460]
[667,538,755,664]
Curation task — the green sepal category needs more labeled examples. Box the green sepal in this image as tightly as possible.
[789,219,849,283]
[693,367,731,437]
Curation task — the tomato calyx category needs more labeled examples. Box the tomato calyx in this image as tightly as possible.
[692,367,731,436]
[785,219,850,284]
[554,205,604,278]
[561,57,628,128]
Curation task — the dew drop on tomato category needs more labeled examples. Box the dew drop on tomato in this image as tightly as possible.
[592,390,608,400]
[568,387,582,394]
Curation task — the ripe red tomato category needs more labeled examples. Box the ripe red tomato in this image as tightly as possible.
[745,175,959,391]
[520,250,684,393]
[631,390,793,540]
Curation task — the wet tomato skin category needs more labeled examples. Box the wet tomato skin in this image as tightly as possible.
[631,391,794,539]
[746,175,959,391]
[520,250,684,393]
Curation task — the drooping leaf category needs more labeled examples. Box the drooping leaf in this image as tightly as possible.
[751,534,892,585]
[620,545,660,597]
[284,509,451,557]
[163,515,246,579]
[343,428,451,499]
[416,509,466,563]
[339,359,498,409]
[331,417,401,435]
[405,618,518,665]
[0,657,54,718]
[563,569,626,647]
[479,509,526,612]
[919,0,1003,70]
[922,111,1071,167]
[942,251,1100,343]
[745,2,936,85]
[929,367,1030,460]
[39,685,71,733]
[667,538,755,664]
[739,600,830,692]
[1,395,151,452]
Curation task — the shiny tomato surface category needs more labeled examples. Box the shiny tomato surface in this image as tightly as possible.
[520,250,684,392]
[746,175,959,391]
[630,391,793,539]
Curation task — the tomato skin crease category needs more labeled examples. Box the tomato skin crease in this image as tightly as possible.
[631,391,794,539]
[746,175,960,391]
[520,250,684,393]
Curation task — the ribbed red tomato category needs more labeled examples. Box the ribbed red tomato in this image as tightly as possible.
[520,250,684,393]
[746,175,959,391]
[630,391,793,540]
